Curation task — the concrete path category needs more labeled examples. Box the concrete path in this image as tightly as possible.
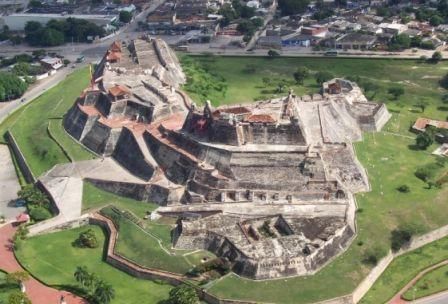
[0,144,24,220]
[413,291,448,304]
[0,223,86,304]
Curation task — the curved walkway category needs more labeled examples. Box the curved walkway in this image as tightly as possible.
[0,223,87,304]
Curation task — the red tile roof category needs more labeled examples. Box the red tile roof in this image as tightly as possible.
[16,213,30,223]
[413,118,448,131]
[109,84,130,97]
[245,114,276,123]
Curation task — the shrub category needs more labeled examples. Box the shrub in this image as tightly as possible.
[388,86,404,100]
[362,246,387,266]
[168,285,199,304]
[415,163,438,182]
[29,206,52,221]
[416,132,433,150]
[315,71,334,85]
[397,185,410,193]
[75,229,99,248]
[390,223,423,252]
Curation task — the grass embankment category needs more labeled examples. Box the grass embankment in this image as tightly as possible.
[100,206,213,274]
[402,263,448,300]
[362,237,448,303]
[182,56,448,303]
[0,270,20,302]
[0,67,95,177]
[15,225,172,304]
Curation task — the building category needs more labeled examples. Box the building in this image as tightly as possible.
[1,13,117,31]
[332,32,377,50]
[256,35,282,49]
[40,56,63,70]
[412,118,448,132]
[281,33,312,47]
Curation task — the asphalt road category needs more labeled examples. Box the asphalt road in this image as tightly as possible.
[413,291,448,304]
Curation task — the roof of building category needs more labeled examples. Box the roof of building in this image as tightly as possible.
[16,212,30,223]
[413,118,448,131]
[109,84,130,97]
[336,32,376,44]
[245,114,276,123]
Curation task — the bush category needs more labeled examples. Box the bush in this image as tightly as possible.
[397,185,410,193]
[388,86,404,100]
[362,246,387,266]
[391,223,423,251]
[415,132,433,150]
[315,71,334,85]
[168,285,199,304]
[119,11,132,23]
[415,163,438,182]
[29,206,52,221]
[75,229,99,248]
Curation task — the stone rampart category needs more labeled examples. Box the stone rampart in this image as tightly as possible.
[5,130,36,183]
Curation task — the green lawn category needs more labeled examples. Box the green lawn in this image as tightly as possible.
[101,206,196,274]
[402,263,448,301]
[361,237,448,304]
[0,67,94,177]
[181,56,448,303]
[15,225,172,304]
[0,270,20,303]
[82,181,158,217]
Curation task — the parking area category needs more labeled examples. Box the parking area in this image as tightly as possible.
[0,144,24,220]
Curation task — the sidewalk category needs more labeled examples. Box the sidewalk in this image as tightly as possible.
[0,223,87,304]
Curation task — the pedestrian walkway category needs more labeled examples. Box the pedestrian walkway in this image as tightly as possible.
[0,144,24,220]
[0,223,87,304]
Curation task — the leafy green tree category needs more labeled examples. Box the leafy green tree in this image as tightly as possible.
[8,291,31,304]
[293,66,309,84]
[415,163,437,181]
[119,11,132,23]
[5,271,29,286]
[430,15,444,26]
[315,71,334,85]
[278,0,310,16]
[432,51,443,63]
[17,185,50,208]
[93,280,115,304]
[415,132,433,150]
[0,72,28,101]
[29,206,52,221]
[74,266,89,288]
[168,285,199,304]
[388,86,404,100]
[390,223,423,252]
[75,229,99,248]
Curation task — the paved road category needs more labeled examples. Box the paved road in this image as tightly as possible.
[412,291,448,304]
[0,66,79,125]
[0,223,87,304]
[0,145,24,220]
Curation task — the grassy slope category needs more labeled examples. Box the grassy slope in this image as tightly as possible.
[15,225,172,304]
[362,237,448,303]
[402,263,448,300]
[82,181,159,217]
[0,67,94,177]
[181,56,448,303]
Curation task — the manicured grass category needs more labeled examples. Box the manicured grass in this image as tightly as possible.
[0,270,20,303]
[0,67,93,177]
[361,237,448,304]
[402,263,448,301]
[48,118,95,162]
[101,206,194,274]
[181,56,448,303]
[15,225,172,304]
[82,181,158,218]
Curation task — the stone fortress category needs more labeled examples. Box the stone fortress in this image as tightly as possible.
[63,37,391,280]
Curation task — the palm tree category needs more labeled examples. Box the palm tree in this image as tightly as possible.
[93,280,115,304]
[74,266,89,287]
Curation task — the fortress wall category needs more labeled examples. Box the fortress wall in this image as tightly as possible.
[124,100,154,123]
[103,128,122,156]
[372,104,391,131]
[81,120,112,155]
[63,104,90,141]
[109,99,128,118]
[241,124,306,145]
[211,123,240,146]
[112,128,155,181]
[96,93,112,117]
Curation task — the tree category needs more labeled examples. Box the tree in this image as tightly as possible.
[388,86,404,100]
[415,163,437,181]
[119,11,132,23]
[8,291,31,304]
[93,280,115,304]
[168,285,199,304]
[397,185,410,193]
[389,34,411,51]
[29,206,52,221]
[267,49,280,58]
[0,72,28,101]
[278,0,310,16]
[17,185,50,208]
[390,223,422,251]
[293,66,309,84]
[74,266,89,288]
[415,132,433,150]
[5,271,29,285]
[430,15,444,26]
[432,51,443,63]
[75,229,99,248]
[315,71,334,85]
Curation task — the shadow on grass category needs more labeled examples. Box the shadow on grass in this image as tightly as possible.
[437,106,448,111]
[407,144,422,151]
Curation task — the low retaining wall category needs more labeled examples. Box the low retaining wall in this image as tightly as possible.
[5,130,36,183]
[89,213,260,304]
